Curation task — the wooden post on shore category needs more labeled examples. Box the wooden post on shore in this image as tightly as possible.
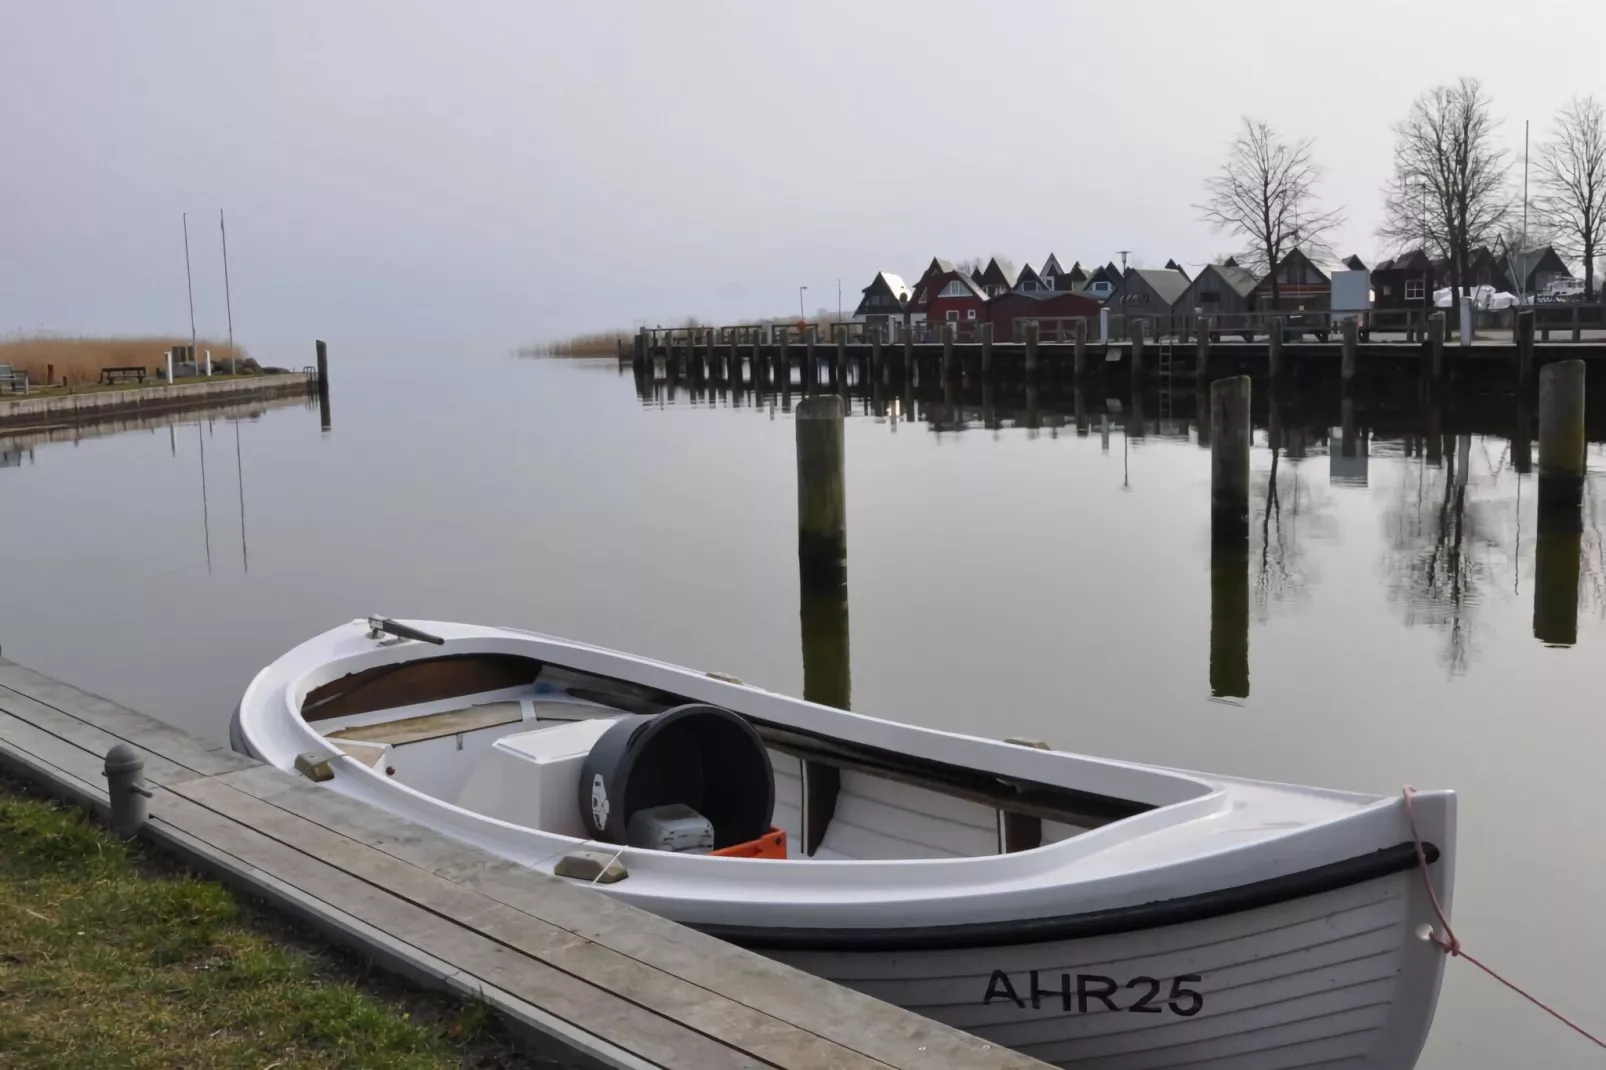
[1517,309,1536,391]
[1209,374,1251,699]
[1427,312,1446,381]
[1195,315,1210,382]
[1024,321,1039,377]
[315,340,331,431]
[1072,318,1088,379]
[1267,318,1283,380]
[1340,317,1358,391]
[796,395,846,588]
[942,324,956,381]
[980,321,994,375]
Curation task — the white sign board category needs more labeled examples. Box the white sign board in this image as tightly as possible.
[1331,270,1371,313]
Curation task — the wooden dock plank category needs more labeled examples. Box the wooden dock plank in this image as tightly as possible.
[169,775,889,1070]
[0,686,196,785]
[218,766,1044,1070]
[0,660,253,776]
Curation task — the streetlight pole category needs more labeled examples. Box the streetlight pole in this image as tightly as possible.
[799,286,807,322]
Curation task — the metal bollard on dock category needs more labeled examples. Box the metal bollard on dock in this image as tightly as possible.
[104,742,152,838]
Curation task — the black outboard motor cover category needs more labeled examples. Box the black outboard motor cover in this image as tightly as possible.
[578,704,774,850]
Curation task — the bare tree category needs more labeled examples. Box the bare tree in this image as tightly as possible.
[1533,96,1606,298]
[1197,118,1344,310]
[1379,78,1511,319]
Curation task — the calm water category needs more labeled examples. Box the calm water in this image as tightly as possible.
[3,347,1603,1068]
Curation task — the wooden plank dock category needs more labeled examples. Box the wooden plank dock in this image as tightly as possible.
[0,658,1044,1070]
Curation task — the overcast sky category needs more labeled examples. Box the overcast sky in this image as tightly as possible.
[4,0,1605,349]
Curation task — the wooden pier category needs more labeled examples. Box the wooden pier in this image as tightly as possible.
[629,311,1606,393]
[0,659,1042,1070]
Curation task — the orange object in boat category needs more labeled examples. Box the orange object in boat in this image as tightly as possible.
[712,827,787,859]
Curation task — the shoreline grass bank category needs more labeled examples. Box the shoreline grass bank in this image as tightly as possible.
[1,334,253,387]
[0,777,563,1069]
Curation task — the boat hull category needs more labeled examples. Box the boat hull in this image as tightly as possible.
[761,869,1441,1070]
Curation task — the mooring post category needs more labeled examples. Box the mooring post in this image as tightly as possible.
[1267,318,1283,380]
[1534,361,1585,645]
[941,323,956,381]
[1514,393,1533,474]
[1538,360,1586,512]
[1099,307,1110,345]
[1340,316,1358,391]
[1209,375,1251,698]
[835,331,847,393]
[870,328,883,385]
[1210,376,1251,541]
[1195,315,1210,382]
[901,323,914,382]
[104,743,151,839]
[1024,321,1040,377]
[315,339,332,431]
[729,330,740,384]
[1072,318,1088,379]
[796,395,846,588]
[805,326,819,393]
[979,321,994,375]
[1427,312,1446,381]
[634,327,647,366]
[1516,309,1536,390]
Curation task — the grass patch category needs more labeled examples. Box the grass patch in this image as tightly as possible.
[0,780,551,1069]
[0,374,263,402]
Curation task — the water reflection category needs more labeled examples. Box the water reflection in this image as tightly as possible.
[634,362,1606,683]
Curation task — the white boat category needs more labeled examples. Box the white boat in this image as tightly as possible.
[233,617,1456,1070]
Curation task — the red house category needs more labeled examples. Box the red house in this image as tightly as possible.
[922,268,989,330]
[987,290,1102,339]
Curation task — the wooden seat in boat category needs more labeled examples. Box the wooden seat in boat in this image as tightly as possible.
[327,701,523,746]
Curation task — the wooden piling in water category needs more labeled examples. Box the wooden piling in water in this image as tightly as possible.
[1209,376,1251,541]
[795,395,846,588]
[315,340,331,431]
[1427,312,1445,380]
[805,327,819,393]
[1024,322,1039,377]
[901,324,913,382]
[1340,317,1358,390]
[979,321,994,375]
[1129,320,1144,382]
[1072,318,1088,379]
[941,324,956,380]
[835,333,847,394]
[870,330,883,384]
[1538,359,1586,512]
[1517,310,1536,390]
[1266,318,1282,380]
[1195,315,1210,382]
[1208,374,1250,698]
[634,328,647,366]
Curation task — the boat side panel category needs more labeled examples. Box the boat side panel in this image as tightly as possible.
[771,873,1440,1070]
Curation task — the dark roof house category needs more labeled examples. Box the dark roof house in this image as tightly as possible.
[1164,259,1192,282]
[976,257,1020,297]
[1371,249,1436,312]
[1109,267,1192,312]
[1015,262,1045,292]
[1248,248,1339,311]
[1084,263,1121,298]
[851,271,913,322]
[1174,262,1261,318]
[1040,255,1087,291]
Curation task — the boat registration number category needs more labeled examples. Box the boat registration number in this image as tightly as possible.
[983,970,1204,1016]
